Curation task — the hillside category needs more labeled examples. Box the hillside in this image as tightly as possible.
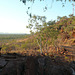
[0,16,75,75]
[0,16,75,61]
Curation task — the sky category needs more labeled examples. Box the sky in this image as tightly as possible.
[0,0,75,34]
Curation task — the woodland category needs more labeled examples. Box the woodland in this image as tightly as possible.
[0,0,75,75]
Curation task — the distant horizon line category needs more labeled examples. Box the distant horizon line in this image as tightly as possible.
[0,32,30,34]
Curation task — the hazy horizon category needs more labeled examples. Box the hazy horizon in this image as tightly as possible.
[0,32,29,34]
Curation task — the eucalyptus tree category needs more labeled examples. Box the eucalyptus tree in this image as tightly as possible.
[47,20,56,26]
[26,15,46,54]
[20,0,74,54]
[26,15,59,54]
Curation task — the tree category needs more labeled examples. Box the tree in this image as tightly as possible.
[26,15,59,54]
[69,14,74,18]
[26,15,46,54]
[57,16,62,21]
[47,20,56,26]
[41,26,59,53]
[26,15,46,33]
[20,0,73,54]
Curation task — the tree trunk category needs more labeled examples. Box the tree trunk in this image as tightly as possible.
[37,38,42,54]
[40,38,42,54]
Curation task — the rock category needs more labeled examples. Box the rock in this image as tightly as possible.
[50,66,72,75]
[25,56,36,75]
[0,54,75,75]
[0,58,7,69]
[1,59,26,75]
[38,57,45,66]
[38,57,46,75]
[70,61,75,70]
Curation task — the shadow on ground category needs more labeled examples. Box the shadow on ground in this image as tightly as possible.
[0,53,75,75]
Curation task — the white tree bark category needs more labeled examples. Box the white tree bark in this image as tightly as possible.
[37,38,42,54]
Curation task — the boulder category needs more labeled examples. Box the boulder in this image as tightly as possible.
[1,60,26,75]
[0,58,7,69]
[0,54,75,75]
[50,66,72,75]
[25,56,36,75]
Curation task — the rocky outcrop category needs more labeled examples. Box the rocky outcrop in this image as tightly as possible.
[0,53,75,75]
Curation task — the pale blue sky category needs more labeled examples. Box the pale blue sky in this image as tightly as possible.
[0,0,74,34]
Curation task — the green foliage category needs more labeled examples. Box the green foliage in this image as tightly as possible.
[43,26,59,39]
[27,15,46,33]
[21,43,28,49]
[47,20,55,26]
[57,16,62,21]
[69,14,74,18]
[47,40,52,45]
[65,56,70,61]
[2,44,9,52]
[63,25,73,32]
[0,34,26,40]
[21,38,38,50]
[0,34,29,45]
